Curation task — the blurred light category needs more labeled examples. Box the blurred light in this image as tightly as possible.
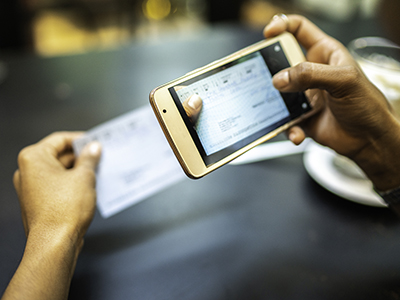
[143,0,171,20]
[33,11,95,56]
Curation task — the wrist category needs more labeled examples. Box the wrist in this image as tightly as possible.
[2,225,84,300]
[352,118,400,191]
[26,223,84,263]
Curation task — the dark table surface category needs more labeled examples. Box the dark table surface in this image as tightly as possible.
[1,16,400,300]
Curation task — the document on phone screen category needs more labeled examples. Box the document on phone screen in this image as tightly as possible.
[176,52,289,155]
[73,106,186,218]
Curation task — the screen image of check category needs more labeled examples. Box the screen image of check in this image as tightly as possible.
[176,52,290,156]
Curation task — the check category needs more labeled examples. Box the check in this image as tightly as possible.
[73,106,186,218]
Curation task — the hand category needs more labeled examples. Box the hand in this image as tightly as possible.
[264,14,395,156]
[264,14,400,190]
[13,132,101,244]
[3,132,101,300]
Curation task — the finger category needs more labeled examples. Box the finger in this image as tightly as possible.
[38,132,84,158]
[183,94,203,123]
[59,152,76,169]
[264,14,351,66]
[264,14,328,51]
[263,14,291,37]
[286,126,306,145]
[272,62,363,99]
[74,141,102,180]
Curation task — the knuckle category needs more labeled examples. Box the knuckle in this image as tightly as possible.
[17,146,36,166]
[294,62,314,88]
[342,65,361,82]
[333,65,363,96]
[48,131,65,138]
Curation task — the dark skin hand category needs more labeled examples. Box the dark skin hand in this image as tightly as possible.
[264,14,400,191]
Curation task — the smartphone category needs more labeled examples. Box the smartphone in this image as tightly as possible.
[150,32,315,179]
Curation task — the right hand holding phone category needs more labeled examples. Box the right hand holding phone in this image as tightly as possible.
[264,14,400,191]
[264,14,394,157]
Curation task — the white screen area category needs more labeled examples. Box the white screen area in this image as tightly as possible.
[176,52,290,156]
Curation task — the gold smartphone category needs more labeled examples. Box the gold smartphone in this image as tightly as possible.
[150,32,315,179]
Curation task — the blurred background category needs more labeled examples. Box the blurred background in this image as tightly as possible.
[1,0,398,57]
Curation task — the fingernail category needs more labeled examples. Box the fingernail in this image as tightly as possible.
[265,15,280,28]
[188,94,202,110]
[87,141,101,156]
[273,71,289,89]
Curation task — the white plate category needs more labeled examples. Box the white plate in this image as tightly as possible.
[303,141,386,207]
[230,139,310,165]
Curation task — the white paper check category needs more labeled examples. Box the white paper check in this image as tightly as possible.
[73,105,186,218]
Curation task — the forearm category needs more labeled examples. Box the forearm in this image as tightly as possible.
[5,132,100,300]
[1,227,82,300]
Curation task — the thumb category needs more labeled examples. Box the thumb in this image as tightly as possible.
[183,94,203,123]
[273,62,362,98]
[75,141,102,173]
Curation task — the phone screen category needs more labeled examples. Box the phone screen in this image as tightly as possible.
[169,41,310,166]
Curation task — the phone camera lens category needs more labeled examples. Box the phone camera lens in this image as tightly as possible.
[163,109,167,113]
